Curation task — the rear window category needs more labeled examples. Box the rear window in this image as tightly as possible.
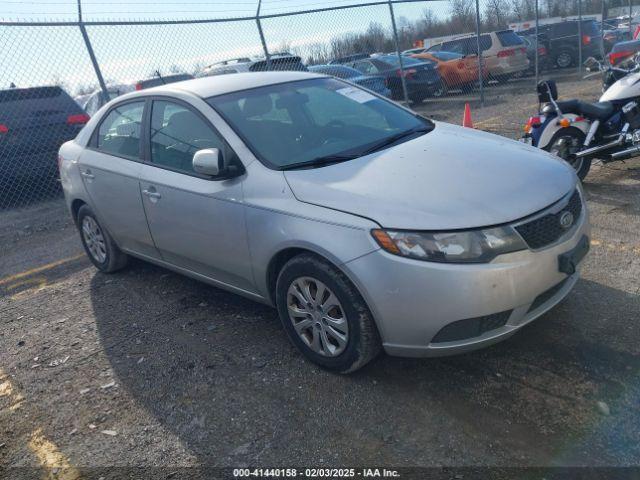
[582,20,600,36]
[378,56,427,67]
[496,30,525,47]
[250,57,307,72]
[310,65,359,79]
[0,86,62,103]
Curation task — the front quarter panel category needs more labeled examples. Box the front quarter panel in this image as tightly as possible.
[241,161,380,303]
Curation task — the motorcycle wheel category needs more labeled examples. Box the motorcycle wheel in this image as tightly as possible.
[545,127,591,181]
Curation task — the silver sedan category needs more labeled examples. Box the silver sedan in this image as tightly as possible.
[59,72,590,373]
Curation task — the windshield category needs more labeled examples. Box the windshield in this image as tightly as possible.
[207,78,432,169]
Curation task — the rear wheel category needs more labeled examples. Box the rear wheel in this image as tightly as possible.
[77,205,128,273]
[554,49,575,69]
[545,127,591,181]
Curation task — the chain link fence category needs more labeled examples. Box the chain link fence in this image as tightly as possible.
[0,0,628,210]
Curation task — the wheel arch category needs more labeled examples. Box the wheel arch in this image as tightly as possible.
[70,198,87,225]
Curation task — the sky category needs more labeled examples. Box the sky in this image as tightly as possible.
[0,0,449,93]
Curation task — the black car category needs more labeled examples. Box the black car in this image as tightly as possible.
[338,55,443,104]
[521,20,601,69]
[518,33,550,74]
[0,86,88,205]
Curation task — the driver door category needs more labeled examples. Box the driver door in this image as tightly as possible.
[137,98,255,293]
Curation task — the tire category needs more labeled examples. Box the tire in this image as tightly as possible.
[545,127,591,181]
[554,49,575,69]
[77,205,128,273]
[275,253,381,374]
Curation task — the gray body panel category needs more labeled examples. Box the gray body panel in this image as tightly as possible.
[59,73,588,358]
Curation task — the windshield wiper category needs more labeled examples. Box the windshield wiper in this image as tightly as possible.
[280,124,434,171]
[360,125,433,156]
[279,154,359,171]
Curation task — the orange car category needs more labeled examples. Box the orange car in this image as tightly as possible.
[411,51,487,91]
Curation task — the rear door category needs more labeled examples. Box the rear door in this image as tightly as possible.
[78,99,159,258]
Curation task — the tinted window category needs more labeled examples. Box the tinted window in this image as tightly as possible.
[209,78,429,169]
[378,56,427,66]
[150,101,225,174]
[496,30,525,46]
[353,60,380,74]
[309,65,360,79]
[96,102,144,159]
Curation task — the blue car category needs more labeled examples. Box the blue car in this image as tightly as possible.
[309,64,392,98]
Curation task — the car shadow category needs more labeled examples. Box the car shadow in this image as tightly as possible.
[90,261,640,467]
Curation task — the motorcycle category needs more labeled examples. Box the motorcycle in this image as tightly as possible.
[521,54,640,180]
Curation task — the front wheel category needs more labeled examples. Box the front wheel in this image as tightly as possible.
[545,127,591,181]
[275,254,381,373]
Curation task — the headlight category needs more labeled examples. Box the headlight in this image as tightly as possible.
[371,226,527,263]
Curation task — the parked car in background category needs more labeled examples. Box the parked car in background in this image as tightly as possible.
[201,54,308,76]
[518,33,550,74]
[308,65,391,97]
[82,84,136,117]
[59,72,589,373]
[338,54,444,103]
[1,86,88,196]
[135,73,194,91]
[607,39,640,66]
[74,93,92,110]
[520,20,601,68]
[427,30,529,83]
[410,51,484,92]
[602,27,631,53]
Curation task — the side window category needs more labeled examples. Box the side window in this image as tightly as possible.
[353,60,378,74]
[96,101,145,159]
[149,100,225,174]
[443,40,465,54]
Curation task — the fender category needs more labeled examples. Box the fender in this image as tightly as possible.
[536,113,591,150]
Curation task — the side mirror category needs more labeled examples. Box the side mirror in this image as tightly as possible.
[193,148,222,176]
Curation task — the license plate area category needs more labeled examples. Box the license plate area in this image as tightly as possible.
[558,235,590,275]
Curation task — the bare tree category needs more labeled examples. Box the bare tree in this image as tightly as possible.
[449,0,476,34]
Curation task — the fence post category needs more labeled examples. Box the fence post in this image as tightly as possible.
[475,0,484,106]
[601,0,606,58]
[535,0,539,86]
[387,0,410,106]
[577,0,583,77]
[77,0,108,103]
[256,0,272,69]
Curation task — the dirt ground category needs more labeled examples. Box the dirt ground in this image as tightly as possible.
[1,74,640,479]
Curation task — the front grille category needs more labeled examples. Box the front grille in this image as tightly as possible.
[527,277,569,313]
[515,189,582,250]
[431,310,512,343]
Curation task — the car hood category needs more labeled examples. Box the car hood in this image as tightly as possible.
[284,122,576,230]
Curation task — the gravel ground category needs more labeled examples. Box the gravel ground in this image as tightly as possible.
[1,74,640,478]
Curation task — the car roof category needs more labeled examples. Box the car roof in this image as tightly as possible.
[122,71,328,99]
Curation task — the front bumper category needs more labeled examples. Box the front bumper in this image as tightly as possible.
[343,204,590,357]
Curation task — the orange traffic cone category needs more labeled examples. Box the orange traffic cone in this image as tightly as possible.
[462,103,474,128]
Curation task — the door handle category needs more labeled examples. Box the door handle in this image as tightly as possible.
[81,170,95,180]
[142,188,161,200]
